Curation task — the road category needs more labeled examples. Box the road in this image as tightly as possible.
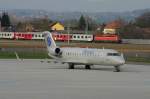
[0,59,150,99]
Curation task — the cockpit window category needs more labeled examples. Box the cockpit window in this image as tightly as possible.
[107,53,120,56]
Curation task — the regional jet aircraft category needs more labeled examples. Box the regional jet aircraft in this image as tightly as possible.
[44,31,125,72]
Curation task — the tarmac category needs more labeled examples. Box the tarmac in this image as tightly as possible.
[0,59,150,99]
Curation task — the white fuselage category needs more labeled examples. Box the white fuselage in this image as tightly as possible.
[49,47,125,66]
[44,31,125,69]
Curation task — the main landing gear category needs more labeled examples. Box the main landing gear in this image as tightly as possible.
[114,66,121,72]
[68,64,120,72]
[69,63,74,69]
[85,65,91,69]
[68,64,91,70]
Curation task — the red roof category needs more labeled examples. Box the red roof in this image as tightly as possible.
[105,20,123,29]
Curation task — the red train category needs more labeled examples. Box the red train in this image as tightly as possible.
[0,32,121,43]
[94,34,121,43]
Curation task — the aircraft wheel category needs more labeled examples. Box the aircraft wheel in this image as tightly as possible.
[114,66,120,72]
[69,63,74,69]
[85,65,91,69]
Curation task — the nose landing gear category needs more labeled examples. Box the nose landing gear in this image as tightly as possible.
[114,66,121,72]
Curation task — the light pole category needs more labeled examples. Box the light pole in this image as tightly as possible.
[67,23,70,45]
[85,17,88,34]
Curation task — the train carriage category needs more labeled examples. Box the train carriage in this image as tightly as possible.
[53,33,72,41]
[14,32,33,40]
[0,32,14,39]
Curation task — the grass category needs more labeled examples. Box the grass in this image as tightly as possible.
[0,51,149,64]
[0,52,16,59]
[17,52,49,59]
[0,51,49,59]
[1,40,150,51]
[126,57,150,63]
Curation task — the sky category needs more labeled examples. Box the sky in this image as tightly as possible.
[0,0,150,12]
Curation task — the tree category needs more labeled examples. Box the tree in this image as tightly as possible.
[16,22,26,32]
[78,15,86,30]
[86,17,98,31]
[1,12,11,27]
[30,18,52,31]
[135,12,150,28]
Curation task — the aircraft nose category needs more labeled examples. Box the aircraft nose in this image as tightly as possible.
[118,58,125,65]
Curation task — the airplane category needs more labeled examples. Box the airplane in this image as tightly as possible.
[44,31,125,72]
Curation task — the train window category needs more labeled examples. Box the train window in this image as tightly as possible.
[32,34,34,37]
[42,35,44,37]
[39,35,41,37]
[35,35,37,37]
[85,36,87,38]
[88,36,91,38]
[74,36,76,38]
[78,36,80,38]
[81,36,84,38]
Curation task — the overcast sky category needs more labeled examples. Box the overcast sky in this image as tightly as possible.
[0,0,150,12]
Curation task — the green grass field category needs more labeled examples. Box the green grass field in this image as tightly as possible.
[0,51,49,59]
[0,51,150,63]
[1,40,150,52]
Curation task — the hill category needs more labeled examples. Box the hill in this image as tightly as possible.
[1,8,150,23]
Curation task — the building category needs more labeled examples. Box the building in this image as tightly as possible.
[25,23,34,32]
[103,20,123,34]
[50,22,65,31]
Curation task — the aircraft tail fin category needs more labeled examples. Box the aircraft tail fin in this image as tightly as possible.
[43,31,56,51]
